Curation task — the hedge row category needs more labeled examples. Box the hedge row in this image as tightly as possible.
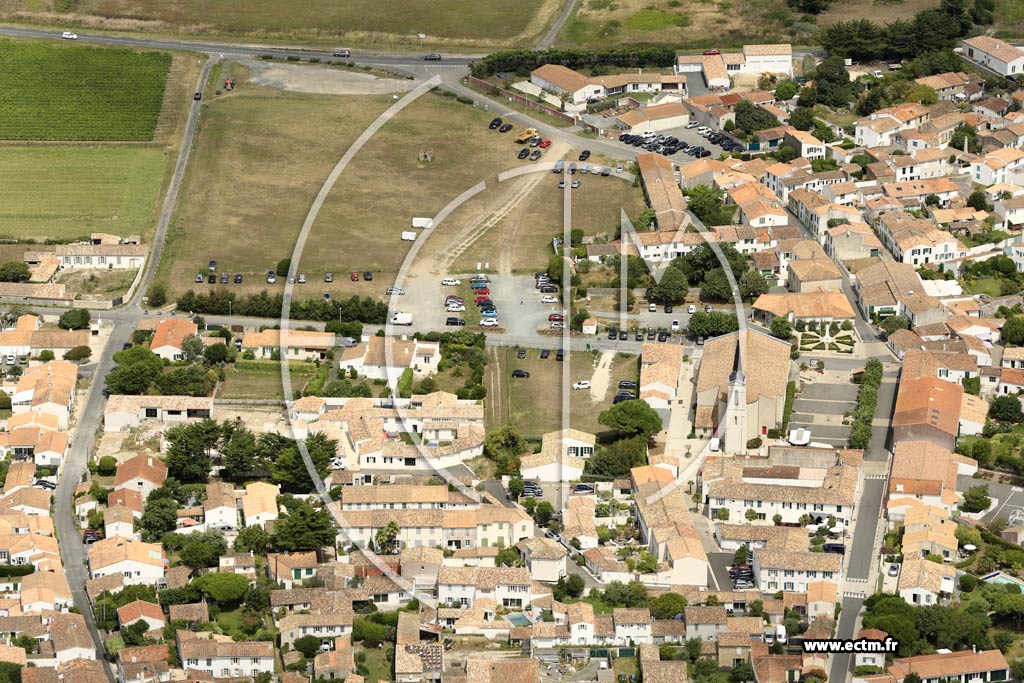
[176,289,387,323]
[470,47,678,78]
[849,359,884,450]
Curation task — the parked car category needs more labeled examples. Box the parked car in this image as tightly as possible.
[442,278,460,286]
[657,331,668,342]
[194,273,204,283]
[386,287,405,295]
[333,49,351,57]
[517,348,527,359]
[608,327,618,340]
[499,123,513,133]
[363,271,373,281]
[350,272,360,281]
[571,179,581,189]
[517,148,530,160]
[618,330,627,340]
[888,564,900,577]
[619,380,637,389]
[480,319,500,327]
[529,136,542,148]
[539,139,552,148]
[512,369,530,378]
[550,321,565,330]
[558,179,566,188]
[556,349,564,361]
[572,381,592,390]
[540,349,550,359]
[208,260,217,271]
[541,295,558,304]
[489,117,502,129]
[446,317,465,326]
[233,273,243,284]
[548,313,565,322]
[446,304,466,312]
[579,149,591,161]
[529,149,542,161]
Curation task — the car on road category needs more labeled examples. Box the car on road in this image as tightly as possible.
[489,117,502,129]
[572,381,591,390]
[579,150,591,161]
[363,271,373,281]
[442,278,460,286]
[529,149,542,161]
[517,148,530,160]
[541,295,558,304]
[498,123,513,133]
[480,318,499,327]
[446,317,465,326]
[333,49,351,57]
[888,564,900,577]
[61,31,78,39]
[512,369,530,378]
[424,53,442,61]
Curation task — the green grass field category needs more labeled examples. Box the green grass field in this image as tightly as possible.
[0,147,167,239]
[218,363,318,400]
[72,0,550,42]
[0,40,170,140]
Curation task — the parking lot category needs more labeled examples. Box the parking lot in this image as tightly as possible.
[618,124,738,163]
[787,370,860,447]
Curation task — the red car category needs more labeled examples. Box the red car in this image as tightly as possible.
[474,295,489,303]
[703,49,720,55]
[474,288,490,296]
[548,314,565,322]
[539,139,552,148]
[350,272,359,281]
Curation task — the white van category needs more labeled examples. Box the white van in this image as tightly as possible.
[442,278,460,286]
[648,303,657,312]
[776,624,788,644]
[709,437,720,452]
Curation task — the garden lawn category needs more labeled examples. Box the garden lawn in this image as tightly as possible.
[0,40,170,140]
[218,363,318,400]
[967,277,1004,298]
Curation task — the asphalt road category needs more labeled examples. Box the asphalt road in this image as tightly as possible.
[54,321,133,683]
[847,478,885,580]
[829,596,864,683]
[134,56,215,309]
[0,25,480,65]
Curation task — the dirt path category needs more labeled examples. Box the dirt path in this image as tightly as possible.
[589,350,615,402]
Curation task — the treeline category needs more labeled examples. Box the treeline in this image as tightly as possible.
[176,289,388,323]
[817,0,993,62]
[850,359,883,450]
[470,47,678,78]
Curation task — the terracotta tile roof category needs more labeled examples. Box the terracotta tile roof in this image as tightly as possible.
[897,556,957,595]
[696,328,790,404]
[114,454,167,488]
[530,64,591,93]
[242,328,334,351]
[963,35,1024,64]
[753,289,854,319]
[637,153,688,233]
[88,536,166,571]
[168,602,209,624]
[892,376,963,439]
[117,599,164,626]
[149,318,198,353]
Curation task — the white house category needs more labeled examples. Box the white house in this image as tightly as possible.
[962,36,1024,77]
[148,318,198,362]
[897,556,956,606]
[519,428,595,483]
[338,335,440,381]
[177,631,275,679]
[518,537,567,583]
[103,395,214,432]
[88,537,167,586]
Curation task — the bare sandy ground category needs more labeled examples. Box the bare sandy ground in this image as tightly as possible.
[241,58,416,95]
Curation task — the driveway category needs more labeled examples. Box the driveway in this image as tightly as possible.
[708,551,737,591]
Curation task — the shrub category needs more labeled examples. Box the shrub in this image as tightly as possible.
[97,455,117,476]
[64,345,92,361]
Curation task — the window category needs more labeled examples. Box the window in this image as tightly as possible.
[232,658,239,665]
[251,658,261,664]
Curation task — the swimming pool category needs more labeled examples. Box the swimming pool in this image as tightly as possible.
[506,613,532,627]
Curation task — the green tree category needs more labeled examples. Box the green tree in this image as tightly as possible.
[770,317,793,340]
[179,531,228,569]
[732,662,755,683]
[203,343,228,365]
[739,269,768,301]
[234,525,272,554]
[685,186,731,226]
[734,99,779,132]
[0,261,29,283]
[374,520,401,554]
[598,400,663,439]
[961,485,992,513]
[647,267,689,305]
[64,345,92,361]
[535,501,554,525]
[585,436,649,478]
[107,345,164,395]
[906,84,938,105]
[774,80,798,100]
[650,592,688,620]
[1003,316,1024,345]
[146,283,167,308]
[688,311,739,338]
[37,350,54,362]
[700,269,735,303]
[879,315,910,336]
[275,258,291,277]
[292,634,321,658]
[967,189,992,212]
[222,426,257,479]
[272,431,335,492]
[507,476,524,500]
[990,395,1023,423]
[788,106,815,131]
[273,501,336,552]
[180,334,204,362]
[194,572,249,604]
[138,498,177,541]
[565,573,585,598]
[951,123,982,154]
[484,425,526,461]
[815,56,855,107]
[58,308,91,330]
[165,424,213,483]
[97,455,117,476]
